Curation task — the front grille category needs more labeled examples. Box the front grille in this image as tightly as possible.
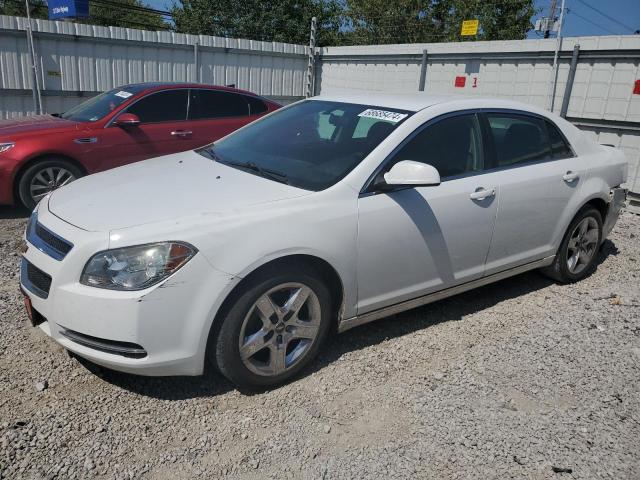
[35,223,73,257]
[59,328,147,359]
[21,258,52,299]
[26,212,73,261]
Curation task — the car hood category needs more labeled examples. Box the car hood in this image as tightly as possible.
[0,114,80,137]
[48,150,312,232]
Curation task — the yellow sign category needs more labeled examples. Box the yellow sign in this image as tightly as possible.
[461,19,479,36]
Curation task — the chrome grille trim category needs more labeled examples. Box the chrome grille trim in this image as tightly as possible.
[26,212,73,261]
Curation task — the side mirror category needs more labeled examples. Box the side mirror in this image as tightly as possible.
[114,113,140,127]
[383,160,441,188]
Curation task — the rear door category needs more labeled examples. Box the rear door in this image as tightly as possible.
[186,89,258,148]
[481,111,587,274]
[94,89,190,170]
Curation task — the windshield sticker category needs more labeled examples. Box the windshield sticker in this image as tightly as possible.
[358,109,408,123]
[114,91,133,99]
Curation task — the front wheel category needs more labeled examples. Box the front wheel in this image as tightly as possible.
[541,206,603,283]
[17,158,83,210]
[213,265,332,389]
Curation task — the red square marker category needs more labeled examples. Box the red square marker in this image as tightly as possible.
[455,76,466,88]
[634,80,640,95]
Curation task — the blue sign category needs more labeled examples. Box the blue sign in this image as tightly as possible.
[48,0,89,19]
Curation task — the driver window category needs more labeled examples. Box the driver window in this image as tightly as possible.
[392,113,484,179]
[125,90,188,124]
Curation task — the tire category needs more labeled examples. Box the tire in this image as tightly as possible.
[17,158,84,210]
[213,264,332,389]
[541,206,603,283]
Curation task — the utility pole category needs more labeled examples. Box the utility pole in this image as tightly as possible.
[544,0,557,38]
[547,0,566,111]
[24,0,42,114]
[305,16,317,98]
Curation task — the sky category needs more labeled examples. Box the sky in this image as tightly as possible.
[529,0,640,38]
[146,0,640,39]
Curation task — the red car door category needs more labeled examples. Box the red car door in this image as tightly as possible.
[90,89,191,171]
[185,89,264,149]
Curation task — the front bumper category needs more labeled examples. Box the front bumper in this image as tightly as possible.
[20,202,235,376]
[603,187,627,240]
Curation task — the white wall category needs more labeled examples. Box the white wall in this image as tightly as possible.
[318,36,640,122]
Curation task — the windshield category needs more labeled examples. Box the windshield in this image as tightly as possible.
[61,85,147,122]
[199,100,412,191]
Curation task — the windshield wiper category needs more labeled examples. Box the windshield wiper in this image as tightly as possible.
[219,159,289,185]
[200,146,289,185]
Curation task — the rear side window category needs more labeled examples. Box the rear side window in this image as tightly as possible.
[545,120,574,159]
[487,113,551,167]
[391,113,484,178]
[245,95,268,115]
[126,90,188,123]
[189,90,249,120]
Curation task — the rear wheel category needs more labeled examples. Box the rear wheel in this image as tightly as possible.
[541,206,602,283]
[17,158,83,210]
[213,265,332,389]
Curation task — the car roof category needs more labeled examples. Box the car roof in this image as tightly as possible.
[118,82,265,98]
[309,93,544,114]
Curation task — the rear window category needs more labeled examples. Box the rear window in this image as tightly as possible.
[487,113,551,167]
[189,90,249,120]
[245,95,269,115]
[546,120,574,160]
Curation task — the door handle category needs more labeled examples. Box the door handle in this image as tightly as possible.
[563,171,579,183]
[469,187,496,201]
[171,130,193,137]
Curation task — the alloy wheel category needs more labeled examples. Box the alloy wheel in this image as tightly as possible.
[29,167,76,203]
[566,217,599,274]
[238,282,321,377]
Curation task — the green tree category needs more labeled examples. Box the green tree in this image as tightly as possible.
[172,0,343,45]
[1,0,48,17]
[0,0,168,31]
[342,0,536,45]
[171,0,535,46]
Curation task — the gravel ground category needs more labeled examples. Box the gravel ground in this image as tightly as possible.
[0,207,639,480]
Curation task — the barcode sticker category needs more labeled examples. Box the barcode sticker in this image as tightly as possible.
[114,91,133,99]
[358,109,408,123]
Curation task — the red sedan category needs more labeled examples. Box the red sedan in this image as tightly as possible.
[0,83,280,209]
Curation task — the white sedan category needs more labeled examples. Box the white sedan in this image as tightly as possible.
[20,94,627,389]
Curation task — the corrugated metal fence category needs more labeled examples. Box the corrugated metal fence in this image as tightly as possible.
[317,37,640,201]
[0,14,308,117]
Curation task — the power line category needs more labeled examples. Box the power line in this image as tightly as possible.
[568,9,617,35]
[90,0,173,18]
[575,0,635,33]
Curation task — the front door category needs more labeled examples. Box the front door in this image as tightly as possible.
[91,89,191,171]
[356,112,498,314]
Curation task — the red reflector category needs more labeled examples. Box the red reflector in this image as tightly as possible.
[22,292,34,325]
[634,80,640,95]
[455,76,466,88]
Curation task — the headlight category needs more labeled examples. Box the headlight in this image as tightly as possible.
[80,242,197,291]
[0,142,15,154]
